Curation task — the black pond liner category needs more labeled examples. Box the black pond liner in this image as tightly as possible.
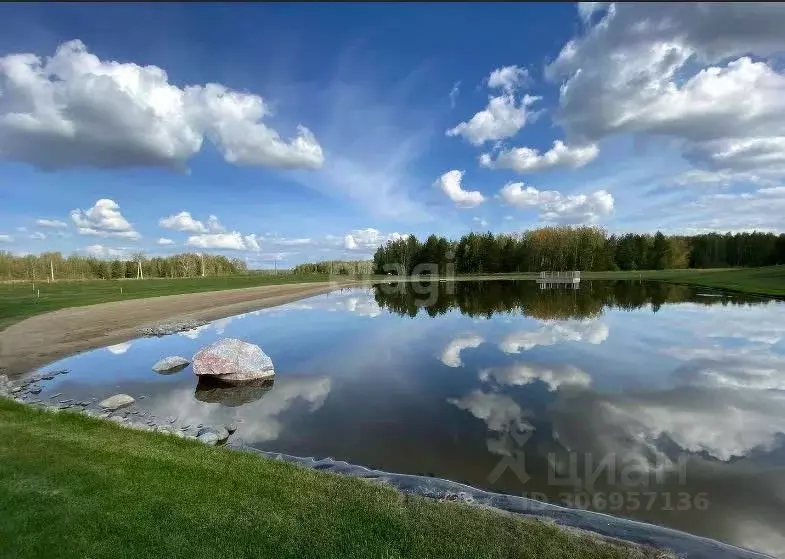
[229,443,774,559]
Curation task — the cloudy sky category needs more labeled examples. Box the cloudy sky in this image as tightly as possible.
[1,3,784,266]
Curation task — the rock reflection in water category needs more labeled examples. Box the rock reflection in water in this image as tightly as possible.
[195,377,275,407]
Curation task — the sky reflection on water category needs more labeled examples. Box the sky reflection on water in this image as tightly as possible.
[33,281,785,557]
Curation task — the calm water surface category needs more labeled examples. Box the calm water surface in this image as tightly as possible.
[32,281,785,557]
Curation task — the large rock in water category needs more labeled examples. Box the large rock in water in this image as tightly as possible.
[98,394,135,411]
[192,338,275,383]
[152,356,190,374]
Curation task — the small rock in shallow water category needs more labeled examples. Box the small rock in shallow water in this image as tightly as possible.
[226,423,238,434]
[98,394,135,411]
[197,432,220,445]
[10,386,23,394]
[152,356,191,374]
[197,426,230,442]
[59,399,73,404]
[29,386,42,394]
[48,393,63,399]
[58,403,71,410]
[138,320,208,337]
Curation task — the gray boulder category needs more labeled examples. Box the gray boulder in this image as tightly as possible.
[152,356,190,374]
[196,431,220,446]
[192,338,275,383]
[197,425,230,442]
[98,394,136,411]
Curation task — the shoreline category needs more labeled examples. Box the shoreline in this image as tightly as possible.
[0,280,775,559]
[0,280,350,377]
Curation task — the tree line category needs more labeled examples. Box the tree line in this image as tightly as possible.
[0,251,247,281]
[292,260,374,276]
[373,279,767,320]
[372,227,785,275]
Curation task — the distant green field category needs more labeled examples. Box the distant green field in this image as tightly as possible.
[371,267,785,296]
[580,266,785,296]
[0,399,665,559]
[0,274,330,330]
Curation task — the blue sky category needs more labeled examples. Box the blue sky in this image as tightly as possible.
[1,3,784,266]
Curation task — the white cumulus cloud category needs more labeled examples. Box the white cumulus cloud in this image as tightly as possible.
[447,66,539,146]
[206,215,226,233]
[343,228,403,251]
[500,182,614,223]
[0,40,323,171]
[159,211,207,233]
[481,140,599,173]
[157,237,175,246]
[487,65,529,92]
[447,93,539,146]
[434,170,485,208]
[186,232,260,252]
[70,199,140,240]
[546,3,785,179]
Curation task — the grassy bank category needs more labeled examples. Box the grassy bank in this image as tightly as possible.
[0,399,662,559]
[0,274,331,331]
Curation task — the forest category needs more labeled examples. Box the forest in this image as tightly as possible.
[0,251,247,281]
[291,260,374,276]
[2,227,783,282]
[372,226,785,275]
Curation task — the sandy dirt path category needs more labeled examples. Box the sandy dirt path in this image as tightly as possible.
[0,281,349,377]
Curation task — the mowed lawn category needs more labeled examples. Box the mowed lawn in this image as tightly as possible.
[641,265,785,296]
[0,274,331,330]
[0,400,663,559]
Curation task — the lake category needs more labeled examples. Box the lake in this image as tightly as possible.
[25,280,785,557]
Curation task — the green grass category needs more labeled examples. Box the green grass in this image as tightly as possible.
[0,274,332,331]
[0,399,663,559]
[371,266,785,297]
